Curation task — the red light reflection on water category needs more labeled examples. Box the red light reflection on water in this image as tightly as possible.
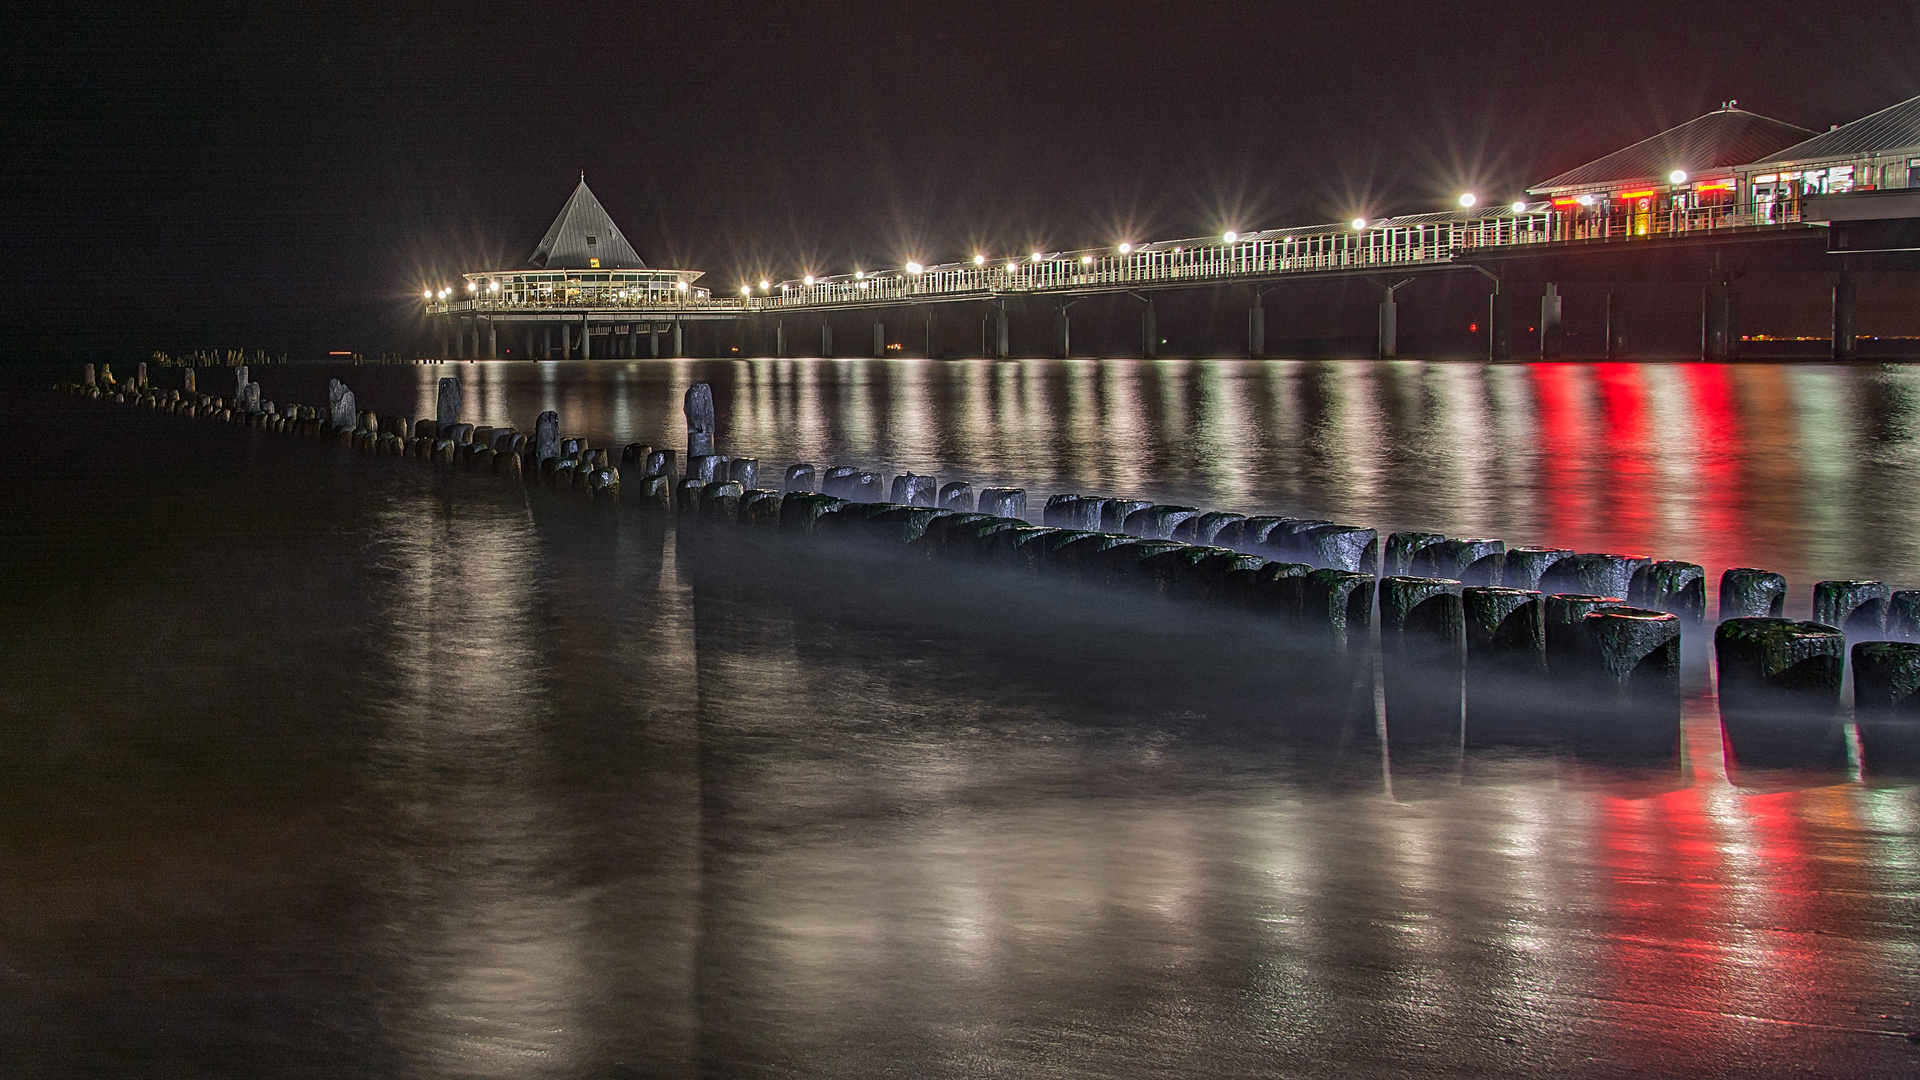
[1591,730,1873,1067]
[1593,782,1738,1057]
[1529,364,1592,550]
[1590,363,1653,554]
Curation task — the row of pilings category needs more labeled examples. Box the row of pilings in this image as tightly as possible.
[59,368,1920,776]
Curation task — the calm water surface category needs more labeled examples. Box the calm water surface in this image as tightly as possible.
[2,359,1918,1078]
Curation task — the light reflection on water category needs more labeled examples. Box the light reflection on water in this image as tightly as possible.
[3,371,1919,1076]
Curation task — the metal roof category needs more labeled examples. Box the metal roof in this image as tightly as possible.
[529,177,647,270]
[1754,93,1920,166]
[1530,108,1813,193]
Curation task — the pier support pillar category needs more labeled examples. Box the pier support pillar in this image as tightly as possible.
[544,324,554,360]
[1833,268,1858,360]
[821,321,833,357]
[1539,283,1563,359]
[1703,278,1733,361]
[1487,278,1509,362]
[1135,293,1157,358]
[487,320,498,360]
[650,324,660,357]
[873,321,885,358]
[438,323,449,359]
[924,309,935,358]
[985,304,1008,359]
[1377,279,1411,359]
[775,319,786,358]
[673,321,684,358]
[1054,304,1072,359]
[1249,297,1266,358]
[582,320,592,360]
[628,325,639,358]
[1604,289,1620,358]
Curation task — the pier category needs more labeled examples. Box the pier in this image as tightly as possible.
[426,99,1920,363]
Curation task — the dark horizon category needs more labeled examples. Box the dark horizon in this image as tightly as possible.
[5,1,1919,361]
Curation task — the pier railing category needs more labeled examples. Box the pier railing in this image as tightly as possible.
[430,202,1811,317]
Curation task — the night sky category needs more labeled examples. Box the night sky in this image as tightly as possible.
[5,1,1918,360]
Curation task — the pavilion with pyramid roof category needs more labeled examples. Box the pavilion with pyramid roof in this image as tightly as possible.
[427,176,725,360]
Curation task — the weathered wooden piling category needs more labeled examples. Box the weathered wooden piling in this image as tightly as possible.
[1628,561,1707,624]
[1544,593,1624,674]
[780,492,850,533]
[1719,568,1787,619]
[589,468,620,501]
[645,449,675,477]
[865,505,954,544]
[1379,576,1467,749]
[1043,494,1102,529]
[1303,569,1374,663]
[1192,512,1246,545]
[1504,547,1575,591]
[938,481,974,511]
[1123,504,1197,539]
[728,458,758,489]
[1098,499,1151,533]
[1300,524,1378,574]
[534,411,560,462]
[327,379,355,431]
[437,377,462,434]
[822,466,859,497]
[1227,561,1312,623]
[1539,553,1650,600]
[1811,579,1891,635]
[977,487,1026,519]
[686,454,723,483]
[1412,539,1505,586]
[1852,641,1920,774]
[675,477,704,514]
[634,474,672,510]
[1714,618,1847,770]
[685,383,715,458]
[1887,591,1920,642]
[784,463,817,493]
[1462,586,1548,749]
[738,488,783,527]
[699,480,743,520]
[1578,607,1682,758]
[891,473,937,507]
[1384,532,1447,577]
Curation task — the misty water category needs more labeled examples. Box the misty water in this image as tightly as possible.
[4,357,1919,1078]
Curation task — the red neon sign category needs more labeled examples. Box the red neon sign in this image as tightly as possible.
[1616,190,1656,200]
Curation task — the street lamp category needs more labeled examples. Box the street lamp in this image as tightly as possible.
[1118,242,1132,254]
[1458,193,1477,208]
[1668,169,1689,185]
[1351,218,1367,230]
[972,254,985,265]
[1223,231,1238,243]
[1511,201,1528,213]
[906,262,923,274]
